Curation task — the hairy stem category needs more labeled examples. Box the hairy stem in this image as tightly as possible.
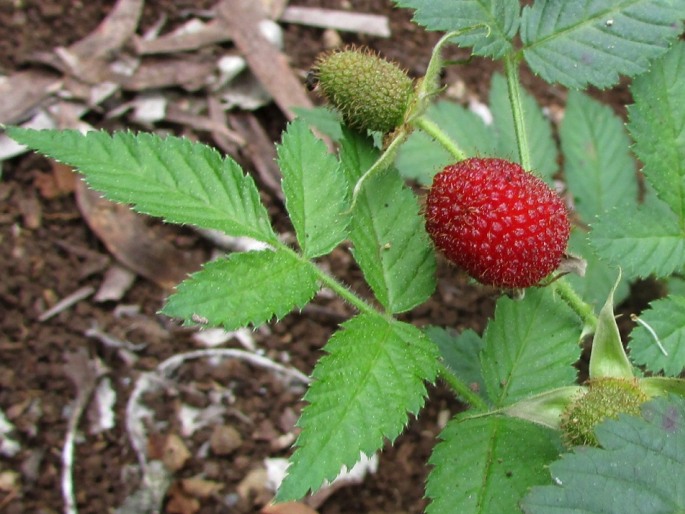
[505,53,531,172]
[438,362,489,410]
[349,127,409,211]
[413,116,466,161]
[553,278,598,335]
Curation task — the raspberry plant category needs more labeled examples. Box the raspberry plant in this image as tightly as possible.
[7,1,685,512]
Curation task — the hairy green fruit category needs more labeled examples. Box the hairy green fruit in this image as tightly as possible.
[560,377,649,447]
[313,47,414,133]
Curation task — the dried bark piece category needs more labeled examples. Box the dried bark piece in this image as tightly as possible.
[121,57,217,92]
[227,111,284,201]
[0,71,62,124]
[280,7,390,37]
[218,0,313,120]
[69,0,143,60]
[134,19,231,55]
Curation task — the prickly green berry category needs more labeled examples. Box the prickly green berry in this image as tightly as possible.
[560,377,648,447]
[314,47,414,133]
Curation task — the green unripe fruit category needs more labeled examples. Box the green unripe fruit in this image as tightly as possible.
[313,47,414,133]
[560,377,648,447]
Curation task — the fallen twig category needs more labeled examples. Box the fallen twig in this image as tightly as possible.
[38,286,95,322]
[62,351,107,514]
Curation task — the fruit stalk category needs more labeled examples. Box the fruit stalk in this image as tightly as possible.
[413,116,466,161]
[349,126,410,210]
[505,53,531,172]
[552,278,598,335]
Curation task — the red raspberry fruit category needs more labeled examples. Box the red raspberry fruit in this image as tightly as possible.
[425,158,570,288]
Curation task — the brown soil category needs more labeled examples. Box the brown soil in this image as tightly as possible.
[0,1,643,513]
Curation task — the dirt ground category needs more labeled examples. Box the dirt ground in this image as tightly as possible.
[0,1,652,513]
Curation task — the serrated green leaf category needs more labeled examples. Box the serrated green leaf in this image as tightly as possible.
[521,0,684,89]
[522,396,685,514]
[629,295,685,376]
[425,326,487,401]
[7,128,277,243]
[561,90,638,222]
[481,288,581,407]
[628,41,685,221]
[590,197,685,278]
[567,231,630,308]
[162,249,318,330]
[489,74,558,180]
[277,314,439,501]
[427,414,559,514]
[392,0,520,58]
[339,130,436,313]
[277,120,350,259]
[292,106,344,142]
[395,100,496,185]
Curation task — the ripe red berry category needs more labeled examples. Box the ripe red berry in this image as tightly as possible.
[424,158,570,288]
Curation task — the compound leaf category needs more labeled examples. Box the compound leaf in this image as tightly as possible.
[162,249,318,330]
[339,130,436,313]
[7,128,277,243]
[522,396,685,514]
[521,0,685,89]
[629,295,685,377]
[427,414,559,514]
[628,41,685,221]
[392,0,520,58]
[489,73,558,180]
[481,288,581,407]
[277,314,439,501]
[590,196,685,278]
[277,120,350,259]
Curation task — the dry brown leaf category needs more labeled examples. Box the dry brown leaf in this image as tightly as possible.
[75,180,205,290]
[33,162,77,199]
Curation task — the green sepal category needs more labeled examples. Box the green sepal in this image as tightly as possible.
[639,377,685,399]
[503,386,586,430]
[589,271,634,379]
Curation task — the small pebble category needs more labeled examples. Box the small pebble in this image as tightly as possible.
[210,424,242,455]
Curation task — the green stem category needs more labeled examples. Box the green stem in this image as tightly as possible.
[504,53,531,172]
[552,278,598,335]
[312,264,377,316]
[438,362,489,410]
[413,116,466,161]
[348,127,408,212]
[276,244,376,315]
